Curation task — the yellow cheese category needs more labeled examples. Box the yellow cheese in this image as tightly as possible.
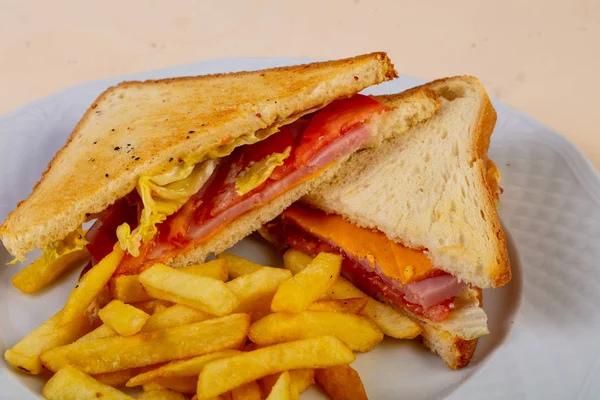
[282,205,436,284]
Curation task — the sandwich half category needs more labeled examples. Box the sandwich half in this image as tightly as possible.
[261,76,511,369]
[3,53,424,282]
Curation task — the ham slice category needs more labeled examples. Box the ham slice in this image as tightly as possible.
[329,239,466,309]
[400,275,465,308]
[187,123,371,243]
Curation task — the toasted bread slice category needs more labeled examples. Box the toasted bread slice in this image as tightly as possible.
[1,53,397,259]
[306,76,511,288]
[168,83,441,266]
[412,288,482,369]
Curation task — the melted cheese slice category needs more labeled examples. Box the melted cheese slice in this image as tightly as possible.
[282,204,436,284]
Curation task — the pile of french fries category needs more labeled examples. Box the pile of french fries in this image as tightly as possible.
[4,248,422,400]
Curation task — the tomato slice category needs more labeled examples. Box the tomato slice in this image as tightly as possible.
[205,120,304,218]
[85,193,140,262]
[271,95,387,179]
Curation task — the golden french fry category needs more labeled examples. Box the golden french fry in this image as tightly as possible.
[43,366,133,400]
[4,309,92,374]
[227,267,292,313]
[178,259,228,281]
[94,368,139,388]
[144,382,167,391]
[327,277,422,339]
[11,249,89,294]
[111,275,153,303]
[260,369,314,396]
[315,365,368,400]
[115,260,227,307]
[154,376,197,393]
[41,313,250,374]
[161,350,241,378]
[61,247,124,325]
[232,381,262,400]
[216,253,264,278]
[136,389,186,400]
[99,300,150,336]
[249,311,383,352]
[271,253,341,313]
[249,302,273,323]
[76,324,117,342]
[192,395,232,400]
[141,304,211,333]
[282,249,313,275]
[308,298,368,314]
[139,264,239,316]
[132,299,173,315]
[127,350,241,387]
[265,371,298,400]
[284,251,421,337]
[197,336,355,398]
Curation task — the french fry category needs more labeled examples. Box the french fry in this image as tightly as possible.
[98,300,150,336]
[307,298,368,314]
[286,251,422,339]
[60,247,124,325]
[76,324,117,342]
[140,304,211,333]
[249,311,383,352]
[249,304,273,323]
[43,366,133,399]
[197,336,355,398]
[226,267,292,313]
[327,277,422,339]
[204,394,233,400]
[315,365,368,400]
[144,382,167,391]
[232,381,262,400]
[4,309,92,374]
[94,368,139,388]
[154,376,197,393]
[271,253,341,313]
[112,261,227,305]
[127,350,241,387]
[260,369,314,396]
[265,371,298,400]
[217,253,264,278]
[139,264,239,316]
[282,249,313,275]
[41,313,250,374]
[11,249,89,294]
[178,259,228,281]
[136,389,186,400]
[111,274,153,303]
[133,299,173,315]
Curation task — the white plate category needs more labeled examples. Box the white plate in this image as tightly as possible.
[0,58,598,400]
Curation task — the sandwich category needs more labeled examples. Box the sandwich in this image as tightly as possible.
[1,53,421,282]
[261,76,512,369]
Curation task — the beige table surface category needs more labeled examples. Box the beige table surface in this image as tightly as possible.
[1,0,599,167]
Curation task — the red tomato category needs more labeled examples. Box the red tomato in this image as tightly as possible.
[85,193,140,262]
[277,95,387,177]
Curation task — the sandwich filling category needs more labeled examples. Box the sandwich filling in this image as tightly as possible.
[82,95,388,275]
[263,203,468,323]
